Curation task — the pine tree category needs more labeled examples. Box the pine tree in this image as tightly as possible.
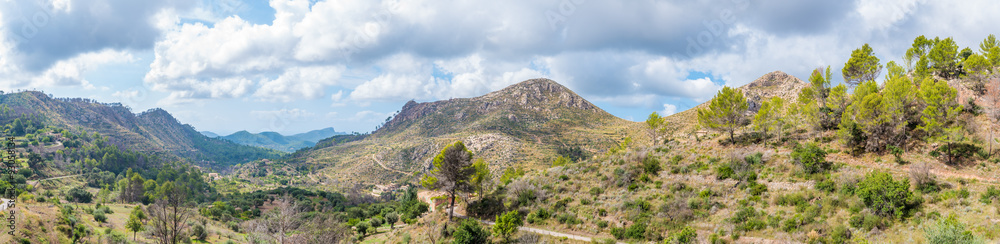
[918,78,964,164]
[420,141,476,220]
[928,37,961,78]
[697,86,749,143]
[843,43,883,86]
[753,97,785,143]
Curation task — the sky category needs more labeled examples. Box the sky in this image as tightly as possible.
[1,0,998,135]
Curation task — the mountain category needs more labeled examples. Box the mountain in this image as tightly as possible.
[200,131,220,138]
[288,78,647,186]
[0,91,282,164]
[218,127,345,152]
[664,70,808,138]
[287,127,345,142]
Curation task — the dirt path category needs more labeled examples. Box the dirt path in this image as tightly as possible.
[372,154,412,176]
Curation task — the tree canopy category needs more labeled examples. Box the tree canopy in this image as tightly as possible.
[697,86,749,143]
[843,43,882,86]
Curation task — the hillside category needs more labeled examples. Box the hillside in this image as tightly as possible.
[0,91,282,165]
[218,127,345,152]
[287,78,647,187]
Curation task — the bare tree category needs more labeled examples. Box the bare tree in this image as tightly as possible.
[244,195,305,244]
[147,182,191,244]
[910,162,935,190]
[986,78,1000,156]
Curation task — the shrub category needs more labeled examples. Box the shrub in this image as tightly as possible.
[980,186,1000,204]
[492,210,522,242]
[642,155,662,175]
[192,224,208,241]
[924,214,982,244]
[66,187,93,203]
[452,219,491,244]
[715,165,734,180]
[93,209,107,223]
[729,206,766,232]
[589,187,603,196]
[792,143,830,174]
[856,171,920,219]
[624,222,647,240]
[830,224,852,244]
[668,226,698,244]
[815,177,836,193]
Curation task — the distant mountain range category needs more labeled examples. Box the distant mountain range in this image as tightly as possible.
[202,127,346,152]
[0,91,282,164]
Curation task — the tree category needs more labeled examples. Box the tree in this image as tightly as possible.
[986,78,1000,157]
[385,212,399,229]
[905,35,935,71]
[147,181,191,244]
[964,53,992,93]
[980,34,998,55]
[752,97,784,142]
[470,158,491,200]
[421,141,476,220]
[881,61,918,149]
[843,43,883,86]
[453,219,491,244]
[928,37,960,78]
[808,66,833,108]
[791,143,829,174]
[856,171,917,219]
[126,207,145,241]
[244,194,302,243]
[492,210,523,242]
[827,84,850,124]
[355,221,370,237]
[918,78,962,141]
[697,86,749,143]
[646,112,670,144]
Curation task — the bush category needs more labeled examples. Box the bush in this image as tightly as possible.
[715,165,734,180]
[192,224,208,241]
[924,214,981,244]
[815,177,836,193]
[792,143,830,174]
[452,219,491,244]
[66,187,93,203]
[526,208,550,224]
[589,187,603,196]
[624,222,646,240]
[980,186,1000,204]
[93,209,107,223]
[467,196,504,219]
[642,155,662,175]
[830,224,852,244]
[856,171,919,219]
[668,226,698,244]
[729,206,766,232]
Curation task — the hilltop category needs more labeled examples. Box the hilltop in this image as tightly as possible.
[0,91,282,164]
[286,78,647,187]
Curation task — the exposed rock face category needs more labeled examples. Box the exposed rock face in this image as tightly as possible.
[740,71,808,113]
[380,78,609,134]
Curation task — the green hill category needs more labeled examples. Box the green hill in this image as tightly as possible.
[288,78,647,186]
[218,128,344,152]
[0,91,282,165]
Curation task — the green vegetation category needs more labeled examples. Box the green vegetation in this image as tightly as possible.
[698,86,749,143]
[856,171,919,219]
[421,141,476,220]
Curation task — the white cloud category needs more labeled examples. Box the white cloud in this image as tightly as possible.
[253,65,345,102]
[250,108,316,120]
[661,103,678,116]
